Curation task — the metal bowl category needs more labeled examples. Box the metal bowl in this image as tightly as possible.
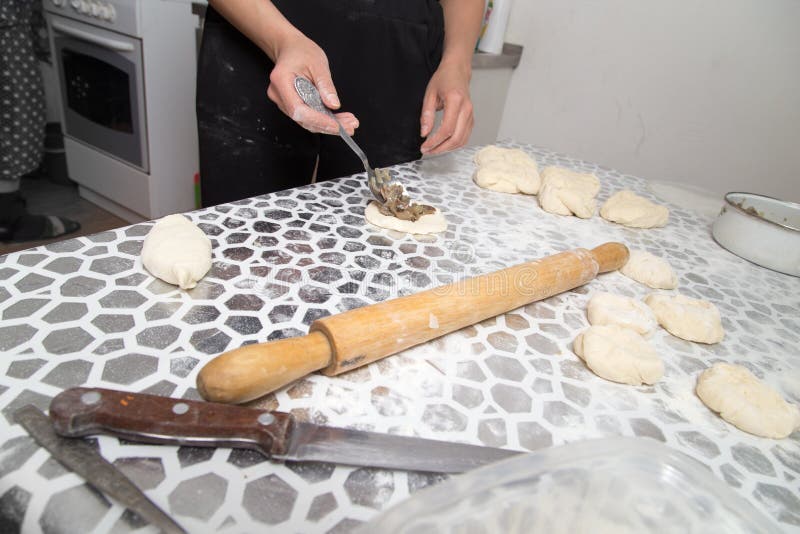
[712,192,800,277]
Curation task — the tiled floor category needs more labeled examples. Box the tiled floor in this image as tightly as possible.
[0,176,128,255]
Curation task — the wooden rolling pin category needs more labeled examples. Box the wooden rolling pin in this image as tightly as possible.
[198,242,628,403]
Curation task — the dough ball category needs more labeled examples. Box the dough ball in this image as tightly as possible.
[364,201,447,234]
[644,293,724,344]
[141,214,212,289]
[573,325,664,385]
[587,291,657,336]
[538,166,600,218]
[619,249,677,289]
[600,190,669,228]
[473,146,540,194]
[697,363,800,439]
[474,145,535,167]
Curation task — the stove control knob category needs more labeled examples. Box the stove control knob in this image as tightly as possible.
[107,4,116,22]
[70,0,80,9]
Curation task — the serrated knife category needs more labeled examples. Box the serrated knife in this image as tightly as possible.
[13,404,186,534]
[49,387,521,473]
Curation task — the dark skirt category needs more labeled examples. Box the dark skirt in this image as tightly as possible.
[0,0,46,181]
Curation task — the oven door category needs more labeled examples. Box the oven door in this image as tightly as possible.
[49,15,149,173]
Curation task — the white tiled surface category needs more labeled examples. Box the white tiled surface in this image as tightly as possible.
[0,143,798,533]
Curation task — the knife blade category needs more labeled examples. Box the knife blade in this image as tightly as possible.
[49,387,521,473]
[13,404,186,534]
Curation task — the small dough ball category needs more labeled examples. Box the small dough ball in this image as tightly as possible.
[364,201,447,234]
[141,214,212,289]
[587,291,657,336]
[620,249,678,289]
[697,363,800,439]
[600,190,669,228]
[645,293,724,344]
[573,325,664,385]
[473,146,540,194]
[538,166,600,218]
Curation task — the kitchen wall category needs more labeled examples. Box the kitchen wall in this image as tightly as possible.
[497,0,800,202]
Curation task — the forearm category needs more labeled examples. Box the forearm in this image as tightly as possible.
[208,0,302,60]
[438,0,485,72]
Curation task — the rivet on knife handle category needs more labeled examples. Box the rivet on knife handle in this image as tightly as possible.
[49,387,294,457]
[197,243,629,404]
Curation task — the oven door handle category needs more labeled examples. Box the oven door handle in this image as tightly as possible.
[52,21,135,52]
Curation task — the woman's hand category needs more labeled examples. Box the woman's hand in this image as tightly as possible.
[208,0,358,135]
[419,60,474,155]
[267,32,359,135]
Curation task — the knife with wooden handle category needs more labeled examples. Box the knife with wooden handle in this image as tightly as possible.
[14,404,187,534]
[50,387,521,474]
[198,242,629,404]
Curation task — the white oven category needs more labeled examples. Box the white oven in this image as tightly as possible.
[51,15,148,172]
[44,0,200,222]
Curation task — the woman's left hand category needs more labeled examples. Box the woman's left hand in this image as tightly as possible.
[419,61,474,156]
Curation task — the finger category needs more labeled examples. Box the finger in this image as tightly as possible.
[334,112,359,135]
[293,106,342,134]
[312,70,340,109]
[427,106,473,155]
[421,92,462,153]
[419,88,438,137]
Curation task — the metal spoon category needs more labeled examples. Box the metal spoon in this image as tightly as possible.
[294,76,389,203]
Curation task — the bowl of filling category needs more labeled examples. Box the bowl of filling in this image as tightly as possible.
[712,192,800,277]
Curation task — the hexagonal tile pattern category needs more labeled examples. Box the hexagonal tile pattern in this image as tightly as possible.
[0,143,798,532]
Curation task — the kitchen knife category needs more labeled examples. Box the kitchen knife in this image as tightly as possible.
[13,404,186,534]
[50,387,521,474]
[198,242,629,404]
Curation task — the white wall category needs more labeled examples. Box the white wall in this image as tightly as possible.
[498,0,800,202]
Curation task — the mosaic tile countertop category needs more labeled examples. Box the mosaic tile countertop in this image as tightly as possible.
[1,143,798,533]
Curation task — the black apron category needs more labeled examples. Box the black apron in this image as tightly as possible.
[196,0,444,206]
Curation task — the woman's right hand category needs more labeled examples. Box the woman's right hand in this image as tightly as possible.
[267,32,358,135]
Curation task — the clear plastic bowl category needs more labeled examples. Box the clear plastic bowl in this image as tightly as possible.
[359,438,776,533]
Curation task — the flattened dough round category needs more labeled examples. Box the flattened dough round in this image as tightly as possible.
[473,146,540,194]
[538,166,600,218]
[573,325,664,385]
[645,293,724,344]
[600,190,669,228]
[587,291,657,336]
[141,214,212,289]
[620,249,678,289]
[364,201,447,234]
[697,363,800,439]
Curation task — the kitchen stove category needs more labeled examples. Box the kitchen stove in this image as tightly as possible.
[44,0,200,221]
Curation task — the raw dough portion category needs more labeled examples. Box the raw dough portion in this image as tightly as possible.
[587,291,657,336]
[619,249,677,289]
[141,214,212,289]
[573,325,664,385]
[697,363,800,439]
[644,293,724,344]
[365,201,447,234]
[538,166,600,218]
[473,146,540,194]
[600,190,669,228]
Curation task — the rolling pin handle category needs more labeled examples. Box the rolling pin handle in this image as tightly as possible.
[197,331,333,404]
[591,242,629,273]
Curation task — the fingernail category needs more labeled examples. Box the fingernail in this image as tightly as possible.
[327,93,340,106]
